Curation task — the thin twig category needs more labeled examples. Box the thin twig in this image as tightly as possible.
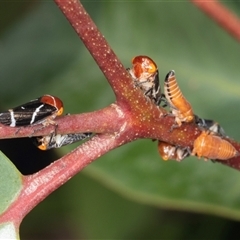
[191,0,240,42]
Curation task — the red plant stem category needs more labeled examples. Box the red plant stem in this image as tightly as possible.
[54,0,134,104]
[1,0,240,172]
[0,133,131,224]
[2,0,240,228]
[0,105,124,139]
[191,0,240,42]
[51,1,240,170]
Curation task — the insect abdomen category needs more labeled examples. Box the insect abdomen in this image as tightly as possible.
[192,131,238,160]
[164,70,194,125]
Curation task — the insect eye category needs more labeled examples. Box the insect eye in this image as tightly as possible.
[57,107,64,116]
[131,64,143,78]
[145,62,157,74]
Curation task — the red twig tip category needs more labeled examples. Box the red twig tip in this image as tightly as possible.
[191,0,240,42]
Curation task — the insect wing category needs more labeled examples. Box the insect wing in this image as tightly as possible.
[0,112,14,126]
[152,71,164,105]
[195,116,226,137]
[34,133,93,150]
[58,133,93,147]
[0,98,57,127]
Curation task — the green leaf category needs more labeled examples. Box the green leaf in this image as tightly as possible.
[1,1,240,238]
[0,152,22,215]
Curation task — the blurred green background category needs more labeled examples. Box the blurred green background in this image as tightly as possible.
[1,1,240,239]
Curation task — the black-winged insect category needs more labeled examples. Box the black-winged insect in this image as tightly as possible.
[33,132,93,150]
[157,141,190,162]
[0,95,63,127]
[195,116,225,137]
[128,55,163,105]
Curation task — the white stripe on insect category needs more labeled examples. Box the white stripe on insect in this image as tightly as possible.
[9,109,16,127]
[30,104,45,124]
